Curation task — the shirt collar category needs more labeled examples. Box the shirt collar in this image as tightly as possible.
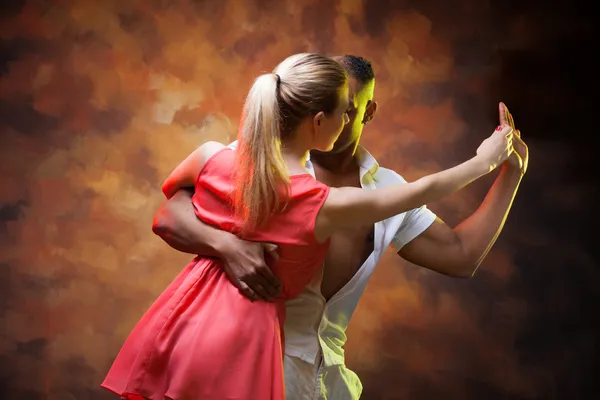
[355,145,379,179]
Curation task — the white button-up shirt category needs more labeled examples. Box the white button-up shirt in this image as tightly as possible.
[283,146,436,369]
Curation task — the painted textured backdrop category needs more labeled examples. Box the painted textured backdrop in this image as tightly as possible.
[0,0,597,399]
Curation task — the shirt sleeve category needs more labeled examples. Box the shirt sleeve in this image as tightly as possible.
[386,170,437,251]
[227,140,238,150]
[390,205,437,251]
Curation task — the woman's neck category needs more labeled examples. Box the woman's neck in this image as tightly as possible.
[281,144,310,175]
[280,121,317,174]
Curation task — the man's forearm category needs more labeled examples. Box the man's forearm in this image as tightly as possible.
[455,165,523,272]
[152,189,234,257]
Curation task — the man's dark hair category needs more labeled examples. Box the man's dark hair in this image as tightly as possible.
[333,55,375,86]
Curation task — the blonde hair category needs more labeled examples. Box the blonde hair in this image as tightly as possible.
[234,53,347,230]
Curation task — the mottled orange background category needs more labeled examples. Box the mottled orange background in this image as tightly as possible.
[0,0,597,399]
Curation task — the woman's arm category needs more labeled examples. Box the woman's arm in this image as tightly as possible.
[314,127,514,242]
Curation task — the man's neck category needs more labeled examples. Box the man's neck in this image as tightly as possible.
[310,142,360,174]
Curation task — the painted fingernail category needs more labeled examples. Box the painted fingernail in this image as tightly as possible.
[496,125,502,131]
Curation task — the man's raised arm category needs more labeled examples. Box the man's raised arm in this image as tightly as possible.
[396,103,527,278]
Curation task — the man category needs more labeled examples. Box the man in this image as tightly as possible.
[152,55,528,399]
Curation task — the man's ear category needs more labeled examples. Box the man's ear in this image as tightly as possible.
[363,101,378,124]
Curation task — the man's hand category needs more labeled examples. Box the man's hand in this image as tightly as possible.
[499,102,529,175]
[218,237,282,302]
[153,189,282,301]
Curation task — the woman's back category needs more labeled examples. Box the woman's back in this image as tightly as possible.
[102,146,330,400]
[192,147,330,300]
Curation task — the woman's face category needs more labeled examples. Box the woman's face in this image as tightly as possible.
[313,83,350,152]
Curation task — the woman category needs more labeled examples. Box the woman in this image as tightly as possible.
[102,53,513,399]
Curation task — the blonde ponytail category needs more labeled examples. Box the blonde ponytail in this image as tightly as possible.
[234,74,289,230]
[233,53,347,231]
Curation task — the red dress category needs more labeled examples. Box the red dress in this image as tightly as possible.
[102,148,330,400]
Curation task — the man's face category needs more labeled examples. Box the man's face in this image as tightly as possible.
[328,77,375,153]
